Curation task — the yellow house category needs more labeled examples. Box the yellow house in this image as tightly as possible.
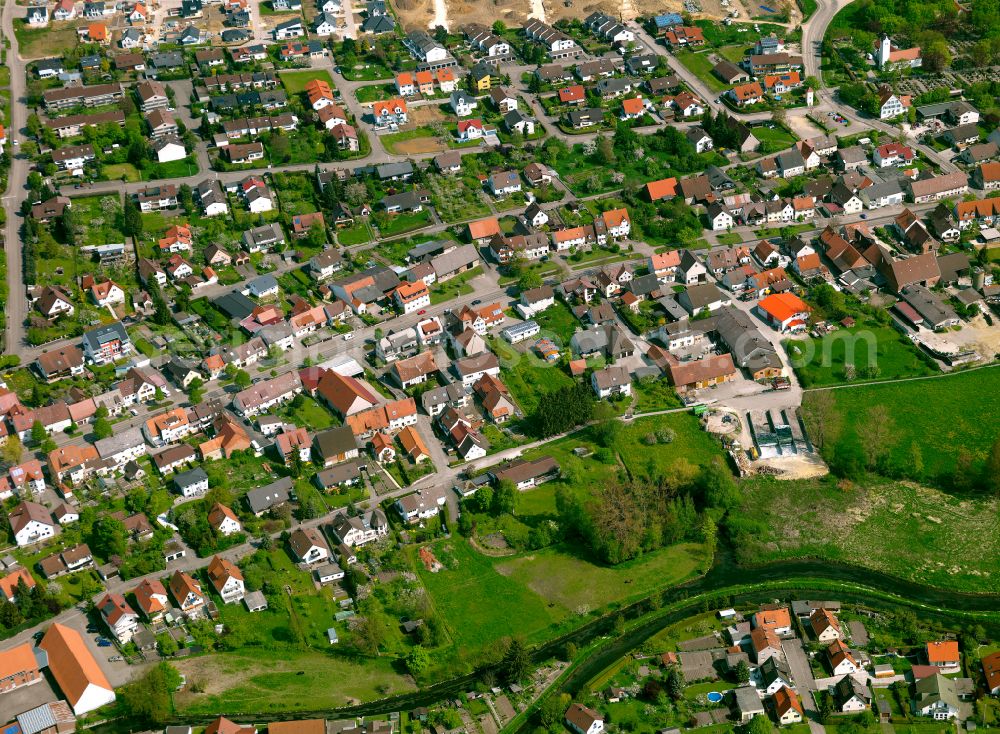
[471,65,492,91]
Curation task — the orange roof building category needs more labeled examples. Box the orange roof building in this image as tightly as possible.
[756,293,811,332]
[0,642,42,694]
[468,217,501,242]
[88,23,108,42]
[397,425,430,462]
[305,79,334,108]
[39,623,116,714]
[773,685,803,723]
[621,97,645,116]
[646,177,678,201]
[133,578,169,619]
[559,85,585,103]
[0,567,37,602]
[754,606,792,632]
[205,717,257,734]
[927,640,960,667]
[982,651,1000,694]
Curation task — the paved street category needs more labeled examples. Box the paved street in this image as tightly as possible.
[2,0,31,358]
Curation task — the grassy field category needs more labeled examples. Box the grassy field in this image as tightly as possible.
[381,127,443,156]
[675,50,728,93]
[733,474,1000,593]
[15,20,78,58]
[355,83,396,103]
[426,175,491,224]
[786,324,936,387]
[495,542,709,616]
[103,163,142,182]
[417,537,708,650]
[71,195,128,244]
[516,412,726,494]
[337,222,373,246]
[499,355,576,415]
[429,266,482,305]
[802,367,1000,482]
[633,378,683,413]
[280,69,335,94]
[751,124,799,150]
[174,650,415,713]
[532,301,580,345]
[376,209,433,237]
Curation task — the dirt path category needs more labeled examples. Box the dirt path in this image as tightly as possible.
[528,0,546,22]
[429,0,449,29]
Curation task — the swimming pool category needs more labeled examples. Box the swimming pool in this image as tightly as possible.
[707,691,724,703]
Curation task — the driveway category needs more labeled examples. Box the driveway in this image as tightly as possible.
[783,639,818,704]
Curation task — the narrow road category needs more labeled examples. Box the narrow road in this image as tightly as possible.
[2,0,30,356]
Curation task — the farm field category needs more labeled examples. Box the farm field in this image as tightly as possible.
[802,366,999,484]
[732,474,1000,593]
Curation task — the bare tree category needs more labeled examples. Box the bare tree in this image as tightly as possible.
[857,404,894,469]
[803,390,841,450]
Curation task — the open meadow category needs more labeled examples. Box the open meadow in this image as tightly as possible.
[730,474,1000,593]
[802,366,1000,484]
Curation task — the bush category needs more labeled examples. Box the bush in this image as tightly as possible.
[656,428,676,444]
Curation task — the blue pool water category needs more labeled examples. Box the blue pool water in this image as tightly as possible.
[707,691,724,703]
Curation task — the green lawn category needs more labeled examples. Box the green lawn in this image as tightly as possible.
[103,163,142,182]
[675,50,728,93]
[732,473,1000,593]
[751,124,799,152]
[516,483,559,517]
[355,83,396,103]
[376,209,433,237]
[786,324,936,387]
[633,377,683,414]
[715,232,745,245]
[340,63,393,81]
[429,266,482,305]
[499,354,576,416]
[717,44,750,63]
[280,69,335,94]
[531,301,580,345]
[337,222,373,246]
[802,366,1000,484]
[281,395,337,431]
